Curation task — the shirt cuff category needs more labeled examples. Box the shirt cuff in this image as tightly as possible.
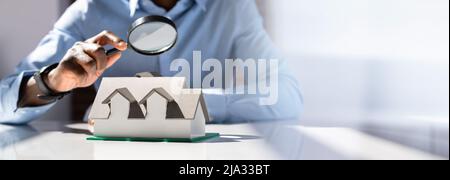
[4,71,56,124]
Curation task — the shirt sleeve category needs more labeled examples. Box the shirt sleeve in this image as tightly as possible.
[0,1,86,125]
[210,0,304,123]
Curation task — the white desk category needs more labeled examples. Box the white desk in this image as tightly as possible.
[0,119,443,160]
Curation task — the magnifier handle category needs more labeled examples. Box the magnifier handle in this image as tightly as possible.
[106,48,121,56]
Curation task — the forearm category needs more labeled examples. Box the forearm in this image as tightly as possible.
[0,72,56,125]
[18,76,54,108]
[221,75,303,123]
[18,68,75,108]
[205,81,303,123]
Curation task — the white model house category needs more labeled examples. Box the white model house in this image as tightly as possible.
[88,75,209,139]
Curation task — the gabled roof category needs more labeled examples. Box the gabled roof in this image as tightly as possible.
[139,87,175,103]
[89,77,210,121]
[139,88,184,119]
[139,88,210,121]
[102,88,146,119]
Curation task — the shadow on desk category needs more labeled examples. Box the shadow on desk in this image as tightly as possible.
[0,121,90,151]
[63,123,261,143]
[0,125,39,149]
[62,126,91,136]
[208,134,261,143]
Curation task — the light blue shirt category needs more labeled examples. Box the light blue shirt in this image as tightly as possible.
[0,0,303,124]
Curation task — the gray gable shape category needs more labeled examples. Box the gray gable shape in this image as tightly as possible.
[102,88,146,119]
[139,87,176,103]
[139,87,185,119]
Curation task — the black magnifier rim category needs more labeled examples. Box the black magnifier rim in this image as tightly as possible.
[127,15,178,56]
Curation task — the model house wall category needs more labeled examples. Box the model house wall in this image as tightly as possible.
[89,77,208,139]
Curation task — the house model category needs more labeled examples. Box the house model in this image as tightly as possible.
[88,73,209,139]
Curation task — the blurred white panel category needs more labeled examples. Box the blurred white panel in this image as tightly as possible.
[263,0,449,120]
[368,0,449,62]
[269,0,371,58]
[262,0,449,156]
[268,0,449,62]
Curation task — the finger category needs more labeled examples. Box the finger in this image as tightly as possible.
[87,30,127,51]
[88,120,95,134]
[106,53,122,69]
[79,42,108,73]
[72,45,96,74]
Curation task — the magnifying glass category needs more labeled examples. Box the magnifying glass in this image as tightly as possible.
[106,15,178,56]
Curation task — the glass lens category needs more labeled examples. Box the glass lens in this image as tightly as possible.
[128,22,177,53]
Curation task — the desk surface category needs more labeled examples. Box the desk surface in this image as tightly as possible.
[0,119,443,160]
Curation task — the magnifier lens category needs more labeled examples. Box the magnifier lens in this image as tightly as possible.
[106,15,178,56]
[129,22,177,53]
